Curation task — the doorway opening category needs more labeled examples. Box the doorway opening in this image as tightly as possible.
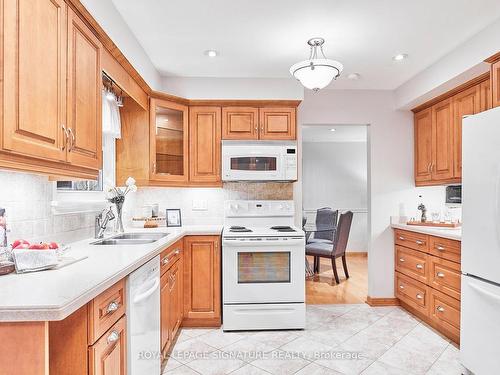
[301,124,369,304]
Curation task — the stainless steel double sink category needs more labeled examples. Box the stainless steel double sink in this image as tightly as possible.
[92,232,169,246]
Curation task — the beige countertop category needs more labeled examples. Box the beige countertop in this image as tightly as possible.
[0,225,222,322]
[391,222,461,241]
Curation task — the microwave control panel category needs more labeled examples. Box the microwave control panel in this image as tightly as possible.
[285,147,297,180]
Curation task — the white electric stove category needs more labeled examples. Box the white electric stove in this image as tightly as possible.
[222,200,305,331]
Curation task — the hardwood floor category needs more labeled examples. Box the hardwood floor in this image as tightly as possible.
[306,254,368,304]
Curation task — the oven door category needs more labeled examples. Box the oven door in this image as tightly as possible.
[222,149,284,181]
[222,237,305,304]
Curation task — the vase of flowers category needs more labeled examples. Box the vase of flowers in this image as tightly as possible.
[105,177,137,233]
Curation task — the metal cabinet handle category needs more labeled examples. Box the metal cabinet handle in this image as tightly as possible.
[427,163,432,174]
[162,256,169,265]
[436,246,445,251]
[106,301,120,314]
[62,125,69,151]
[416,264,424,270]
[436,272,445,278]
[415,240,424,245]
[399,284,404,289]
[399,258,405,262]
[398,236,405,241]
[436,306,445,312]
[152,162,157,174]
[107,330,120,344]
[67,128,75,152]
[174,249,180,255]
[416,294,423,300]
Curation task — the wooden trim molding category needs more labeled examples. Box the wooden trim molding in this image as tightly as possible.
[412,72,490,113]
[346,252,368,258]
[366,296,400,307]
[485,52,500,64]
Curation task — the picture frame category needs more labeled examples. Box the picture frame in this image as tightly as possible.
[166,209,182,227]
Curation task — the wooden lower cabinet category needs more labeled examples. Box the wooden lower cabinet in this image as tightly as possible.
[394,229,461,343]
[160,271,172,355]
[89,316,127,375]
[183,236,221,326]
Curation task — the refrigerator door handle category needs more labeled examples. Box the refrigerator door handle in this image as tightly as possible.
[469,281,500,303]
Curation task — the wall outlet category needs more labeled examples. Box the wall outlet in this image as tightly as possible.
[192,199,208,211]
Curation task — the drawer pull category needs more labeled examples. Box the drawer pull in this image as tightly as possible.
[106,301,120,314]
[415,240,424,245]
[162,257,169,265]
[436,246,445,251]
[436,306,445,312]
[399,284,404,289]
[416,264,424,270]
[398,236,405,240]
[107,330,120,344]
[399,258,405,262]
[416,294,423,300]
[436,272,445,278]
[174,249,180,255]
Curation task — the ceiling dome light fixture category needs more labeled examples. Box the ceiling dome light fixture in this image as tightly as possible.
[204,49,218,57]
[393,53,408,62]
[289,37,343,91]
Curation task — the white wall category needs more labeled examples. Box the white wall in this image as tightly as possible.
[302,141,368,251]
[80,0,162,90]
[298,89,445,298]
[162,77,304,100]
[395,18,500,109]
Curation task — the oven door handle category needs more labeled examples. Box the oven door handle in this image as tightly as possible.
[222,238,305,247]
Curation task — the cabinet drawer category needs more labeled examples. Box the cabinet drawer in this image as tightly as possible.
[429,288,460,341]
[428,255,461,300]
[429,236,461,263]
[88,279,126,344]
[395,246,428,283]
[394,230,429,252]
[160,239,183,275]
[89,315,127,375]
[395,272,429,317]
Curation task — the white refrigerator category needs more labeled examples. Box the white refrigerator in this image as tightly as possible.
[461,106,500,374]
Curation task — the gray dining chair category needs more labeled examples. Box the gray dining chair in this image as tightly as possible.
[307,208,338,245]
[305,211,353,284]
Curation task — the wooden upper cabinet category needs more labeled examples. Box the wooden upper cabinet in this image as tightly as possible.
[431,99,454,181]
[66,8,102,170]
[414,108,433,183]
[452,85,480,178]
[183,236,221,326]
[259,108,296,140]
[492,60,500,108]
[150,98,189,183]
[189,107,222,183]
[479,79,492,112]
[222,107,259,140]
[2,0,67,162]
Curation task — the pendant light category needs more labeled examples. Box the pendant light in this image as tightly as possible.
[289,38,343,91]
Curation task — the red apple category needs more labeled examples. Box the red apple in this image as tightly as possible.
[12,239,29,249]
[28,243,44,250]
[48,242,59,249]
[14,243,30,250]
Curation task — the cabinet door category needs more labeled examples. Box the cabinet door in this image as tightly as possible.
[150,98,189,182]
[259,108,296,140]
[414,108,433,183]
[66,8,102,170]
[189,107,221,183]
[452,85,480,178]
[431,99,454,181]
[492,60,500,108]
[221,107,259,140]
[168,259,182,339]
[2,0,67,161]
[89,316,127,375]
[479,79,492,112]
[160,271,171,354]
[183,236,221,325]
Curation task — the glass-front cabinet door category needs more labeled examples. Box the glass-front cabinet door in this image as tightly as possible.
[150,98,189,182]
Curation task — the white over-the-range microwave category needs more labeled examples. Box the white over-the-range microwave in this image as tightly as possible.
[222,140,298,181]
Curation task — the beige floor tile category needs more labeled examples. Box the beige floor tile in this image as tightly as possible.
[361,360,421,375]
[197,330,247,350]
[248,330,300,348]
[250,350,310,375]
[222,337,278,362]
[426,344,464,375]
[163,357,184,373]
[164,365,201,375]
[185,351,245,375]
[229,364,272,375]
[280,336,337,361]
[171,338,219,364]
[315,354,375,375]
[294,362,344,375]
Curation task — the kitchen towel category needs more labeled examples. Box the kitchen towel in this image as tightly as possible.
[12,249,58,273]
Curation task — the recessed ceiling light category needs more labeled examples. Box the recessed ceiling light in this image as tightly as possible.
[393,53,408,62]
[347,73,361,80]
[204,50,218,57]
[330,128,336,132]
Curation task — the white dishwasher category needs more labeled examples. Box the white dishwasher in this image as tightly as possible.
[127,255,161,375]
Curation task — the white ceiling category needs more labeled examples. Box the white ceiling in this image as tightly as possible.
[302,125,367,143]
[111,0,500,90]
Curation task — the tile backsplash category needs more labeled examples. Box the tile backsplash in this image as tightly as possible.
[0,171,95,244]
[0,170,294,243]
